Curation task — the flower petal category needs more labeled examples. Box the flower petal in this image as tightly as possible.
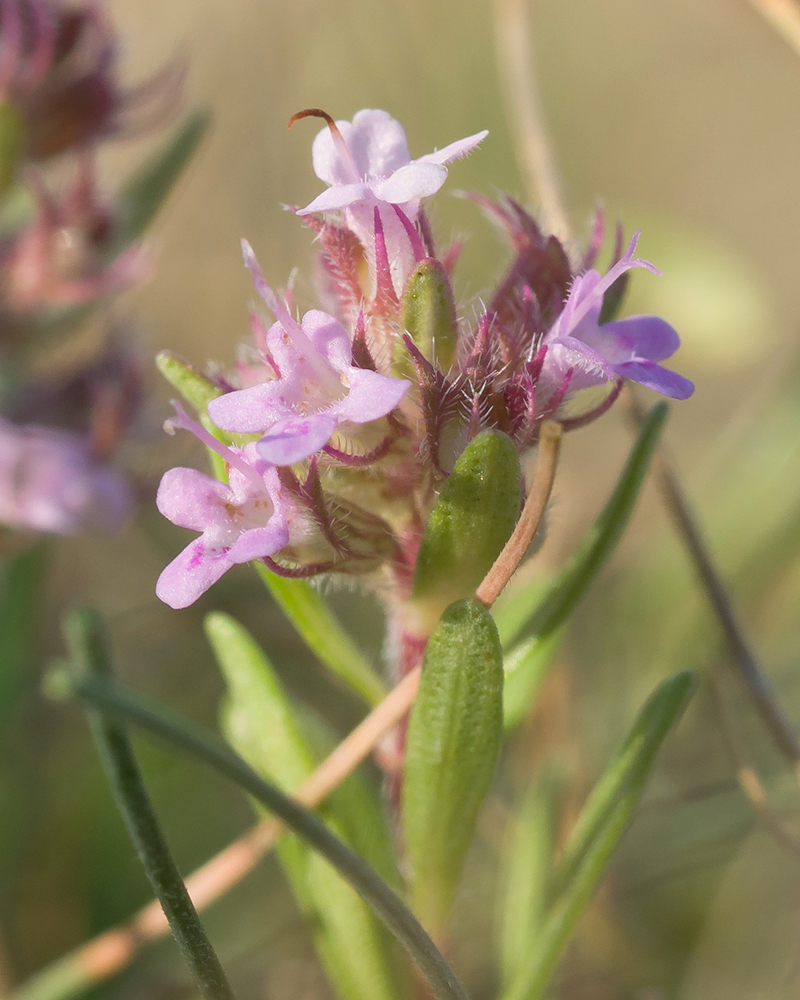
[156,467,231,530]
[303,309,353,372]
[155,536,233,609]
[347,109,412,179]
[296,182,375,216]
[228,518,290,564]
[415,129,489,166]
[614,359,695,399]
[334,368,411,424]
[373,162,448,204]
[256,411,339,465]
[208,382,293,433]
[540,336,615,395]
[599,315,681,362]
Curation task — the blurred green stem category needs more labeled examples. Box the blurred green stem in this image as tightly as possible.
[64,610,237,1000]
[626,392,800,781]
[63,654,469,1000]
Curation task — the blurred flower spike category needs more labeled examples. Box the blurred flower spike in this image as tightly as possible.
[0,0,182,162]
[0,0,201,541]
[157,107,694,605]
[0,416,132,534]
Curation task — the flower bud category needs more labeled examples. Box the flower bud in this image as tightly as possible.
[397,257,458,375]
[411,429,521,632]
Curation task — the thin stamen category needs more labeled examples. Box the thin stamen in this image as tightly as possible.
[165,401,268,494]
[567,231,660,332]
[288,107,361,184]
[241,240,344,397]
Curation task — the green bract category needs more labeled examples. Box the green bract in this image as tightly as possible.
[412,430,521,631]
[403,598,504,933]
[398,258,458,373]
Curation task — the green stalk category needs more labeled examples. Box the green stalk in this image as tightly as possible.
[58,632,469,1000]
[63,610,237,1000]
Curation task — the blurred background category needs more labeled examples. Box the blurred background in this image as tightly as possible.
[4,0,800,996]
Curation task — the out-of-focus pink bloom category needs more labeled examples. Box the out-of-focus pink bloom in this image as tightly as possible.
[538,232,694,405]
[155,402,291,609]
[0,415,132,534]
[0,0,183,161]
[295,109,487,296]
[207,241,410,465]
[0,157,147,314]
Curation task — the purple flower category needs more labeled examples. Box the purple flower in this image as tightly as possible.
[0,417,132,534]
[155,403,291,609]
[207,241,411,465]
[294,109,488,296]
[538,232,694,405]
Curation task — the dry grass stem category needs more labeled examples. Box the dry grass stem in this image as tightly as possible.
[494,0,572,241]
[711,670,800,864]
[475,420,562,608]
[626,391,800,787]
[26,666,423,993]
[747,0,800,56]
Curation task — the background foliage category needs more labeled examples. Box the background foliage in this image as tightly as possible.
[4,1,800,997]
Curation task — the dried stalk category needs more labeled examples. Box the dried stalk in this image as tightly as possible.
[493,0,572,241]
[747,0,800,55]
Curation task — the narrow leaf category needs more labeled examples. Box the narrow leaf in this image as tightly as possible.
[64,609,236,1000]
[495,402,667,651]
[497,770,560,989]
[403,598,504,933]
[114,111,209,251]
[412,431,521,630]
[502,671,696,1000]
[156,351,221,413]
[502,631,563,733]
[205,612,404,1000]
[253,565,386,706]
[61,665,470,1000]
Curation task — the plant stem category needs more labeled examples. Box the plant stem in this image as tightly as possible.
[747,0,800,56]
[626,393,800,782]
[476,421,562,608]
[494,0,572,240]
[66,666,469,1000]
[64,610,237,1000]
[20,657,424,1000]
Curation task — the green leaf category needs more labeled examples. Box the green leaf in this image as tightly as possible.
[497,770,560,989]
[114,111,209,251]
[403,598,504,933]
[254,564,386,706]
[412,431,521,632]
[397,258,458,374]
[155,351,221,413]
[205,612,404,1000]
[502,630,563,733]
[501,671,696,1000]
[495,401,668,651]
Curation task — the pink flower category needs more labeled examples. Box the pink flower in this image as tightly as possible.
[0,416,132,534]
[155,403,291,609]
[295,109,487,296]
[538,232,694,405]
[206,241,410,465]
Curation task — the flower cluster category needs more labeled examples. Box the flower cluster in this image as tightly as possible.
[0,0,184,538]
[156,107,693,608]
